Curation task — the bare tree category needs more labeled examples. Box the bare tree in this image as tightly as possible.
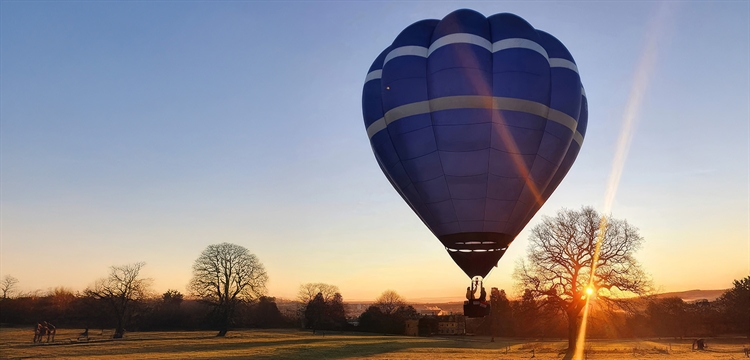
[374,290,406,314]
[1,275,19,299]
[297,283,340,303]
[85,262,152,338]
[189,242,268,336]
[514,207,651,358]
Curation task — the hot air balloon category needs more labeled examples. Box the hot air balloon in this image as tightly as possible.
[362,9,588,285]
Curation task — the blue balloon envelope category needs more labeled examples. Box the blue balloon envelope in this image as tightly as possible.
[362,9,588,279]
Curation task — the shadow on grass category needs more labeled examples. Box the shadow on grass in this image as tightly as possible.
[221,335,529,360]
[9,333,529,359]
[1,331,548,359]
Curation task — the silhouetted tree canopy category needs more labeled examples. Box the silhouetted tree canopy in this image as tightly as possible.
[162,290,184,305]
[489,288,513,337]
[358,304,417,335]
[512,289,542,337]
[647,297,687,337]
[297,283,340,303]
[514,207,652,357]
[716,276,750,336]
[246,296,285,328]
[85,262,152,338]
[189,242,268,337]
[359,290,416,335]
[304,292,347,332]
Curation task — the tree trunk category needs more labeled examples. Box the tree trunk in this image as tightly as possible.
[216,306,230,337]
[114,320,124,338]
[114,312,125,338]
[563,311,578,360]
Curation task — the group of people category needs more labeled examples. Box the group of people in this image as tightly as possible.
[465,277,487,302]
[33,321,56,343]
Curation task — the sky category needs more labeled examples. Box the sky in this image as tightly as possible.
[1,1,748,302]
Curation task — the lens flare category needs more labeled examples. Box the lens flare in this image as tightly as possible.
[573,3,674,359]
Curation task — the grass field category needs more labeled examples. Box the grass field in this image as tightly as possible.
[1,328,748,359]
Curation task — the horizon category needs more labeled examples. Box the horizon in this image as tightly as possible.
[1,2,748,303]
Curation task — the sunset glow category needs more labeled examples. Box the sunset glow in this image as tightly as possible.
[0,0,746,314]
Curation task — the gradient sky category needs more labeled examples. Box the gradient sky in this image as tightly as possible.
[2,1,748,302]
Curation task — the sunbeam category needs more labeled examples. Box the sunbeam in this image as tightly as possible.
[573,3,674,359]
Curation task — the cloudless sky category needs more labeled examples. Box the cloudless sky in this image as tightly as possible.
[1,1,748,302]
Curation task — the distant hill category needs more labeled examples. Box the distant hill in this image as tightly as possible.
[654,289,727,302]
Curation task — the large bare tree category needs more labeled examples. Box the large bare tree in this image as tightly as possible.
[514,207,651,358]
[189,242,268,336]
[85,262,152,338]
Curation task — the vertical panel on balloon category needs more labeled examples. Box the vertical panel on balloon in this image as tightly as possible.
[541,93,587,199]
[426,200,459,233]
[388,113,432,136]
[506,184,540,235]
[381,77,429,114]
[434,123,491,152]
[487,175,525,201]
[391,19,439,48]
[445,174,488,200]
[489,13,550,105]
[493,110,545,130]
[453,199,485,222]
[431,9,489,40]
[401,183,437,230]
[362,48,389,128]
[370,131,400,167]
[487,13,538,43]
[439,150,489,177]
[487,150,534,179]
[413,176,451,204]
[401,152,444,183]
[382,161,412,192]
[432,108,492,126]
[538,30,581,120]
[536,121,573,164]
[490,119,545,155]
[362,80,384,129]
[390,124,437,161]
[577,93,589,137]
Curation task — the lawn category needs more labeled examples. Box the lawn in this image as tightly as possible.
[1,328,747,359]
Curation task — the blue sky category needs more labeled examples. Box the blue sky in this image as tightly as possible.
[1,1,748,301]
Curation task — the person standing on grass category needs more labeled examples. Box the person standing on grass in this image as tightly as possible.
[44,321,56,342]
[34,322,46,343]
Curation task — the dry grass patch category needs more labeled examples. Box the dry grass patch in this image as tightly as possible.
[1,328,747,359]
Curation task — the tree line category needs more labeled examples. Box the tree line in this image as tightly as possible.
[0,241,422,338]
[0,243,289,337]
[2,274,747,340]
[479,280,749,340]
[1,206,748,346]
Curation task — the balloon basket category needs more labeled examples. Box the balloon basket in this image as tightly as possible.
[463,300,490,318]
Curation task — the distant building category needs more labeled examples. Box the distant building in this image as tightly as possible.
[419,306,445,316]
[437,315,465,335]
[407,314,466,336]
[404,319,419,336]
